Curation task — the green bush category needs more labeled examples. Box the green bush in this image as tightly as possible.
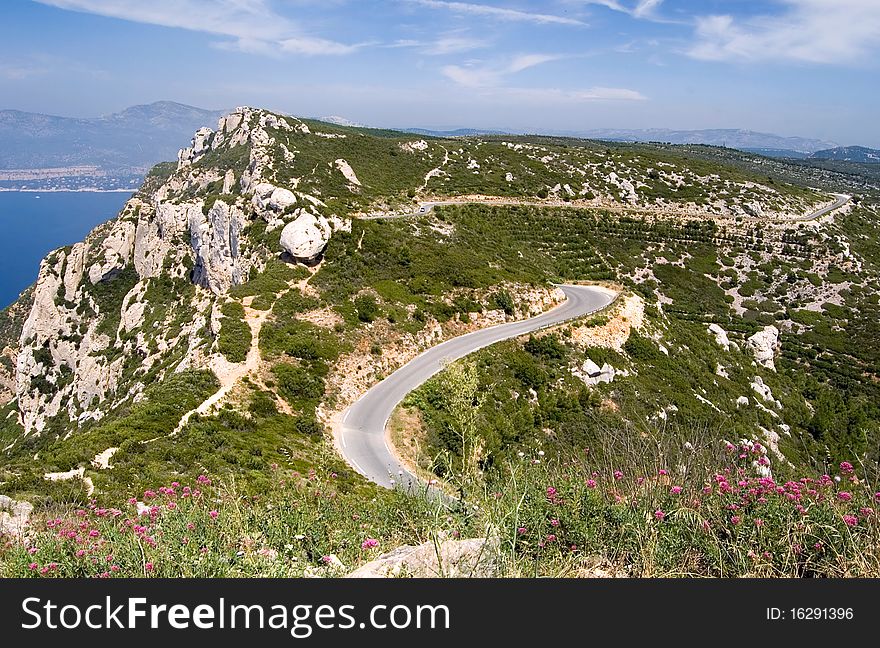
[217,302,251,363]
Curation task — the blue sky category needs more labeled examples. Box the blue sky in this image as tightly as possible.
[1,0,878,145]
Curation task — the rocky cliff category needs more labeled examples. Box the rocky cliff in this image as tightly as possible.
[11,107,350,435]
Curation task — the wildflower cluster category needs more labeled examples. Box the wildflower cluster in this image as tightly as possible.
[490,447,880,577]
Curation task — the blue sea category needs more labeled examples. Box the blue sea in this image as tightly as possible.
[0,191,132,308]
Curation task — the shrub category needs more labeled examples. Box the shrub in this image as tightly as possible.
[217,302,251,363]
[354,295,380,323]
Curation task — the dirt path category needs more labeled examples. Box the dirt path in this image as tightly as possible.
[171,272,317,434]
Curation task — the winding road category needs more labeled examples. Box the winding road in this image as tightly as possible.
[361,193,851,223]
[335,284,617,490]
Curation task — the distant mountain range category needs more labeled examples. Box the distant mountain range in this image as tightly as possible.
[808,146,880,163]
[569,128,838,155]
[0,101,225,172]
[403,127,511,138]
[3,102,877,178]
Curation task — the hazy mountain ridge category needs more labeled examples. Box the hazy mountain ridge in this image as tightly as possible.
[809,146,880,163]
[575,128,838,154]
[0,101,225,172]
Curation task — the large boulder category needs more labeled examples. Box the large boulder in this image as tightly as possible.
[251,183,297,213]
[747,325,780,370]
[346,537,499,578]
[280,210,333,263]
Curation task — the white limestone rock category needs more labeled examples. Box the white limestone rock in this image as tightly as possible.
[177,126,214,168]
[334,159,362,187]
[0,495,33,537]
[747,325,780,370]
[188,200,248,293]
[251,183,297,213]
[346,537,499,578]
[279,210,333,263]
[88,220,135,284]
[708,323,736,351]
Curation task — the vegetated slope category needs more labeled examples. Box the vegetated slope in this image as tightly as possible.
[0,107,878,578]
[0,106,863,506]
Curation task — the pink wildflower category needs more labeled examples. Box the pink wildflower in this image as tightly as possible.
[670,486,682,495]
[209,510,218,519]
[654,510,666,521]
[840,461,854,474]
[361,538,379,549]
[843,515,858,527]
[550,519,560,527]
[838,491,853,502]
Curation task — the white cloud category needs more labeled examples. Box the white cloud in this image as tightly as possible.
[391,32,490,55]
[35,0,363,56]
[441,53,565,87]
[423,35,490,55]
[568,87,646,100]
[507,53,563,73]
[688,0,880,64]
[441,52,645,102]
[408,0,586,26]
[577,0,665,20]
[0,63,47,80]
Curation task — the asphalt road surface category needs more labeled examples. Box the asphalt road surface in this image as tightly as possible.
[337,284,617,490]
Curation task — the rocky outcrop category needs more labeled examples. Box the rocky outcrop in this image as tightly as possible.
[11,106,356,434]
[189,200,249,293]
[708,323,738,352]
[573,358,616,386]
[0,495,32,537]
[747,325,780,370]
[346,537,499,578]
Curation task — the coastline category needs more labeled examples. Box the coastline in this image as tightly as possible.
[0,188,136,193]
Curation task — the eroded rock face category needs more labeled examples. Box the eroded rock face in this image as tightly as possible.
[279,210,333,263]
[747,325,780,370]
[189,200,249,293]
[346,537,499,578]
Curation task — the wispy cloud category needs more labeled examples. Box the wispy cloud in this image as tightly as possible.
[390,32,490,55]
[0,62,48,80]
[408,0,586,26]
[441,53,566,87]
[688,0,880,64]
[576,0,668,21]
[34,0,364,56]
[441,52,645,102]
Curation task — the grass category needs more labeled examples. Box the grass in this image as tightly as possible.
[3,441,878,578]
